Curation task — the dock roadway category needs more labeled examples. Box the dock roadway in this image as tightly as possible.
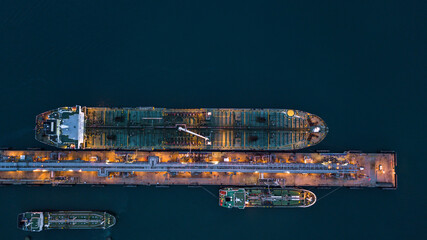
[0,150,396,189]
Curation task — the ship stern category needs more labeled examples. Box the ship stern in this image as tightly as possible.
[35,106,85,149]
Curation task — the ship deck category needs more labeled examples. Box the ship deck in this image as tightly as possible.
[45,211,112,229]
[36,106,328,150]
[0,150,396,188]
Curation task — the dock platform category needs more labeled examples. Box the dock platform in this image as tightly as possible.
[0,150,396,189]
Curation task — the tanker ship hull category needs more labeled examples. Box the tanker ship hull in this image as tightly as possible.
[18,211,116,231]
[219,188,316,209]
[35,106,327,151]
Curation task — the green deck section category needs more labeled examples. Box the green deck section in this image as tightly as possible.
[18,211,116,231]
[219,188,246,209]
[36,106,328,150]
[17,212,43,232]
[219,188,316,209]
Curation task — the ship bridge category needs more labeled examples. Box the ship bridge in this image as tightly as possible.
[35,106,85,149]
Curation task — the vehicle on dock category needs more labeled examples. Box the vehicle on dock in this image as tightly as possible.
[35,106,328,151]
[219,187,316,209]
[17,211,116,232]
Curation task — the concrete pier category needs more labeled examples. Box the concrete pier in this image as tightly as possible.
[0,150,396,189]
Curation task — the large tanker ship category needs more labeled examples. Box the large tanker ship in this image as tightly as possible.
[17,211,116,232]
[35,106,328,151]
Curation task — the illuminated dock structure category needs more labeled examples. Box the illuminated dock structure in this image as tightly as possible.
[0,150,396,189]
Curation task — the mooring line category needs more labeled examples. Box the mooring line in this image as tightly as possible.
[201,186,218,199]
[317,186,343,201]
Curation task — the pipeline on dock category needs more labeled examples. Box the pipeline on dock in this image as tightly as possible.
[0,150,396,189]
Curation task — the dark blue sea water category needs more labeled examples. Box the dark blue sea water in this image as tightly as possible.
[0,1,426,239]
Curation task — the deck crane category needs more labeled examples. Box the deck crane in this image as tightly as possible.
[177,127,211,145]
